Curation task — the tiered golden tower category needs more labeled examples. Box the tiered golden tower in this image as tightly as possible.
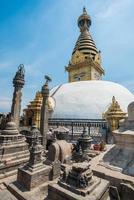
[66,7,104,82]
[23,91,55,128]
[103,96,126,131]
[23,91,43,128]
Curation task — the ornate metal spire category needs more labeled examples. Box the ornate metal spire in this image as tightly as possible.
[78,7,91,32]
[66,8,104,82]
[72,8,98,57]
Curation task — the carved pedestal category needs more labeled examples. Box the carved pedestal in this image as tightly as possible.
[48,162,110,200]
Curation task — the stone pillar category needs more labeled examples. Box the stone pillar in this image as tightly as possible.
[11,64,25,127]
[40,75,51,149]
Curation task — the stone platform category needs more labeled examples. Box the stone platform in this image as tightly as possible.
[47,162,110,200]
[99,128,134,176]
[17,164,51,191]
[47,178,109,200]
[8,181,49,200]
[0,121,29,179]
[90,145,134,187]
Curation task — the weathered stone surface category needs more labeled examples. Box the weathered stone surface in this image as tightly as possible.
[78,127,92,155]
[17,129,52,191]
[0,188,17,200]
[49,160,61,180]
[8,180,49,200]
[48,178,109,200]
[22,125,42,147]
[11,64,25,127]
[47,161,109,200]
[120,182,134,200]
[109,186,120,200]
[17,165,51,190]
[40,76,51,149]
[89,144,134,200]
[128,102,134,121]
[0,121,29,178]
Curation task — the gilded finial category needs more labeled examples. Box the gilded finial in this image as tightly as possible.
[83,6,87,13]
[78,7,91,32]
[83,6,87,14]
[112,96,116,103]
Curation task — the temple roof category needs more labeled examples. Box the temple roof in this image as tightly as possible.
[72,7,99,58]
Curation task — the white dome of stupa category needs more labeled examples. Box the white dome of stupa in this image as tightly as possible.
[50,80,134,119]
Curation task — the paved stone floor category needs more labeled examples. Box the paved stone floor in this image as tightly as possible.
[0,145,133,200]
[90,145,134,184]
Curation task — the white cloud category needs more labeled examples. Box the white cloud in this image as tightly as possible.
[96,0,132,19]
[0,97,11,112]
[121,80,134,94]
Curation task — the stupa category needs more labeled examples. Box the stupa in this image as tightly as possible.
[0,119,29,178]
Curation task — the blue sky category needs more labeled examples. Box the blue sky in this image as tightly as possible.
[0,0,134,112]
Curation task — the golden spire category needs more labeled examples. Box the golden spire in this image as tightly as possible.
[66,8,105,82]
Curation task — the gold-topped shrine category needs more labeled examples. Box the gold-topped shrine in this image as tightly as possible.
[103,96,127,131]
[23,91,55,128]
[23,91,43,128]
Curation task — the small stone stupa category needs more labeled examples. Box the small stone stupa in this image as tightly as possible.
[17,125,51,190]
[0,119,29,178]
[101,101,134,176]
[78,126,92,154]
[48,162,109,200]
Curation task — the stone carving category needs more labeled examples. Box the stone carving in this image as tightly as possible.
[65,163,93,189]
[48,161,110,200]
[47,140,73,164]
[27,129,43,169]
[22,124,42,147]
